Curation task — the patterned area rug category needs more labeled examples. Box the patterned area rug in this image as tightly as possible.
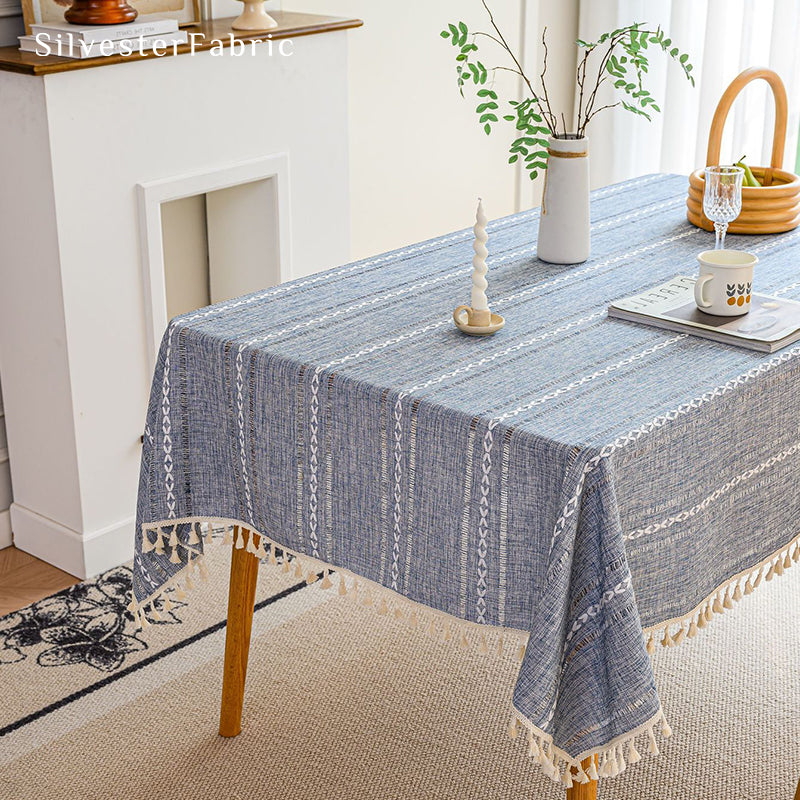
[0,542,798,799]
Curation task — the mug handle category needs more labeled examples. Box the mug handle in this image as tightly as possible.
[694,274,714,308]
[453,305,472,325]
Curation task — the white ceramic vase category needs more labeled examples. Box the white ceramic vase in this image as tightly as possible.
[536,135,590,265]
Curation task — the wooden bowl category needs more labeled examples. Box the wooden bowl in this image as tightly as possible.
[686,67,800,235]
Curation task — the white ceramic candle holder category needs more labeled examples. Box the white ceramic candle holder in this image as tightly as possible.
[232,0,278,31]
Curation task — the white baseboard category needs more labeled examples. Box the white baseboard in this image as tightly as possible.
[0,509,11,549]
[10,503,134,579]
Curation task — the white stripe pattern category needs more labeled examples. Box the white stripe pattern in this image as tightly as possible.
[391,393,406,591]
[161,324,176,520]
[625,442,800,541]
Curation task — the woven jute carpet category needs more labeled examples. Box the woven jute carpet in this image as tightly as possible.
[0,542,797,800]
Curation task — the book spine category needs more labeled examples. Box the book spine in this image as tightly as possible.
[31,18,178,44]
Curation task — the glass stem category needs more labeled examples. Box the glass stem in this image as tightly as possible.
[714,222,726,250]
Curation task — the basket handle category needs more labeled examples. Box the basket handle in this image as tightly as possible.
[706,67,788,169]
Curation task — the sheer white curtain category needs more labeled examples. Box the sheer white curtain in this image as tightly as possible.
[577,0,800,188]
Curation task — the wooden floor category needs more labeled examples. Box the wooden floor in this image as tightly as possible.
[0,546,80,616]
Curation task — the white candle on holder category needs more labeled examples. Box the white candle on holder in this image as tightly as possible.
[471,198,489,314]
[452,197,504,334]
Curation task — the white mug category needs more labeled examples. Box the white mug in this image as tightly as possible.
[694,250,758,316]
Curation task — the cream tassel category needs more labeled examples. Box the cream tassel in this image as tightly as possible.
[792,543,799,562]
[732,583,743,602]
[661,626,674,647]
[561,766,573,788]
[497,635,504,656]
[187,524,200,545]
[661,714,672,738]
[766,562,776,581]
[408,609,418,628]
[775,556,784,576]
[377,597,389,615]
[222,528,232,546]
[647,726,659,755]
[169,546,181,564]
[184,573,195,590]
[687,618,698,638]
[616,743,626,774]
[268,546,278,566]
[246,532,259,555]
[255,537,268,559]
[155,529,165,554]
[235,529,245,550]
[697,610,707,630]
[507,715,519,740]
[150,602,162,621]
[783,551,792,569]
[338,574,347,595]
[712,594,723,614]
[320,569,332,590]
[672,624,685,645]
[393,606,404,620]
[174,585,187,600]
[307,571,318,584]
[140,609,151,628]
[527,730,539,760]
[162,595,173,612]
[587,757,599,781]
[479,633,488,654]
[628,737,641,764]
[205,527,214,546]
[427,618,436,637]
[723,588,733,610]
[294,560,304,579]
[168,528,179,548]
[282,556,291,574]
[753,568,764,588]
[704,602,713,622]
[744,577,754,595]
[646,633,656,655]
[516,642,526,663]
[363,587,374,607]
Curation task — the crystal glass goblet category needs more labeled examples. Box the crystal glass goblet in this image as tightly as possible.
[703,166,744,250]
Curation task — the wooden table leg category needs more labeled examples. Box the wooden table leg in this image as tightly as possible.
[566,757,597,800]
[219,527,259,737]
[794,776,799,800]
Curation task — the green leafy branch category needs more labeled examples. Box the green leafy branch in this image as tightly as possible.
[440,7,695,181]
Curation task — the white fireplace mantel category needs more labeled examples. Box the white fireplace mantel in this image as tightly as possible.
[0,13,360,577]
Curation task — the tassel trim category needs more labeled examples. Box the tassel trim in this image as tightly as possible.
[132,516,797,784]
[132,516,529,668]
[641,529,800,652]
[507,704,671,785]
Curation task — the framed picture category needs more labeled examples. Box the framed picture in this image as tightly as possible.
[21,0,201,34]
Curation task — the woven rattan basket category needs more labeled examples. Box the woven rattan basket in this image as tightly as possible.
[687,67,800,234]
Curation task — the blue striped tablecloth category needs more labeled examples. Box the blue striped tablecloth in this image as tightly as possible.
[132,174,800,787]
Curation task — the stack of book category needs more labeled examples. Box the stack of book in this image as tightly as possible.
[19,17,187,60]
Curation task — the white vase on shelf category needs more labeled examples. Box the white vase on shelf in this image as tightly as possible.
[536,134,590,265]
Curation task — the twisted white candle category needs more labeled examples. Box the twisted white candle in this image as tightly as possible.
[471,198,489,312]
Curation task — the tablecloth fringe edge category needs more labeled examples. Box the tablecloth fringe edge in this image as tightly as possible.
[641,528,800,652]
[128,518,532,659]
[507,703,670,786]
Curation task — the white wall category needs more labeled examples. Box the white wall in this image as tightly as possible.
[297,0,579,260]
